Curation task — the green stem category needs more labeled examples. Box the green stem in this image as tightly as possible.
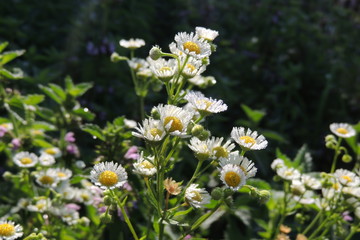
[330,138,342,173]
[345,223,360,240]
[139,96,145,120]
[272,182,289,239]
[110,190,139,240]
[302,210,322,235]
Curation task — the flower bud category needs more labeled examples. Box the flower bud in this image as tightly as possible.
[23,233,47,240]
[197,130,210,141]
[149,45,162,60]
[325,142,336,149]
[342,154,352,163]
[224,197,233,207]
[191,124,204,137]
[223,188,234,197]
[151,107,160,120]
[110,52,128,62]
[2,171,13,181]
[211,187,223,200]
[258,190,271,203]
[100,212,112,224]
[325,134,336,142]
[103,196,113,206]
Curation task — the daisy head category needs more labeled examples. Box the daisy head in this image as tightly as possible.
[150,58,177,82]
[127,58,150,71]
[174,32,211,59]
[231,127,268,151]
[188,75,216,88]
[220,164,246,191]
[184,91,228,116]
[208,137,235,160]
[133,152,157,177]
[119,38,145,49]
[330,123,356,138]
[271,158,285,170]
[164,178,182,195]
[41,147,61,158]
[188,137,211,161]
[13,151,38,168]
[54,167,73,181]
[157,104,194,137]
[27,198,51,213]
[185,184,211,208]
[132,118,166,142]
[276,167,301,181]
[0,220,23,240]
[39,153,56,166]
[195,27,219,42]
[181,57,205,78]
[334,169,360,187]
[219,152,257,178]
[35,169,59,188]
[90,161,128,189]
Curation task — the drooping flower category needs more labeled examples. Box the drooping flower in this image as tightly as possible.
[164,178,182,195]
[0,220,23,240]
[195,27,219,41]
[133,152,157,177]
[13,151,38,168]
[184,91,227,115]
[329,123,356,138]
[188,137,211,161]
[188,75,216,88]
[231,127,268,151]
[90,161,128,189]
[271,158,285,170]
[185,184,211,208]
[119,38,145,49]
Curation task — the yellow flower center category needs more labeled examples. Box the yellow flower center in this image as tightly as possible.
[150,128,163,137]
[98,170,119,187]
[57,172,66,178]
[0,223,15,237]
[239,136,256,145]
[39,175,54,185]
[191,191,203,202]
[341,175,353,182]
[332,183,340,190]
[183,41,200,54]
[45,148,57,155]
[164,116,183,132]
[336,128,348,135]
[160,66,171,72]
[140,160,154,169]
[36,203,46,210]
[20,157,33,165]
[224,171,241,187]
[196,99,213,109]
[81,194,90,201]
[186,63,196,72]
[284,170,293,176]
[212,146,228,159]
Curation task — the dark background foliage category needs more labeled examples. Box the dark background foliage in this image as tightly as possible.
[1,0,360,238]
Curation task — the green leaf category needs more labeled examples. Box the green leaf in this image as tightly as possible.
[246,178,271,190]
[113,116,125,126]
[65,76,74,91]
[48,83,66,101]
[35,107,55,122]
[0,50,25,65]
[81,124,105,141]
[241,104,266,124]
[173,207,193,217]
[69,82,93,97]
[39,85,62,104]
[32,121,56,131]
[276,148,293,167]
[0,42,9,53]
[72,108,95,121]
[293,144,308,167]
[70,175,86,184]
[86,205,100,225]
[0,68,24,79]
[261,130,288,143]
[33,139,54,148]
[153,216,160,234]
[23,94,45,105]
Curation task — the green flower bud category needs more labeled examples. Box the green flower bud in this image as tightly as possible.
[78,217,90,226]
[110,204,118,211]
[151,107,160,120]
[258,190,270,203]
[197,130,210,141]
[149,45,162,60]
[325,142,336,149]
[100,212,112,224]
[295,213,304,224]
[342,154,352,163]
[223,188,234,197]
[103,196,113,206]
[110,52,128,62]
[201,57,210,66]
[191,124,204,137]
[2,171,13,181]
[195,152,210,162]
[211,187,223,200]
[23,233,47,240]
[325,134,336,142]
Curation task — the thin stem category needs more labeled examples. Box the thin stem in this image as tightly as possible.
[139,96,145,120]
[345,223,360,240]
[302,210,322,235]
[330,138,342,173]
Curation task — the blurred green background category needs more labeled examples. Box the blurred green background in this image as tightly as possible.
[1,0,360,177]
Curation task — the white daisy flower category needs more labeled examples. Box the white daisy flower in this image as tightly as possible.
[195,27,219,41]
[13,151,38,168]
[57,183,77,200]
[150,58,177,81]
[188,75,216,88]
[334,169,360,187]
[188,137,211,161]
[185,184,211,208]
[132,118,166,142]
[343,187,360,198]
[74,189,94,205]
[314,198,331,211]
[35,169,59,188]
[181,57,206,78]
[53,207,80,225]
[157,104,194,137]
[54,167,72,181]
[119,38,145,49]
[220,164,247,191]
[329,123,356,138]
[290,180,306,196]
[124,119,137,129]
[271,158,285,170]
[0,220,23,240]
[294,191,315,205]
[208,137,235,159]
[39,153,56,166]
[40,147,61,158]
[231,127,268,151]
[219,152,257,178]
[127,58,150,71]
[301,174,322,190]
[27,198,51,213]
[184,91,228,115]
[174,32,211,59]
[276,167,301,181]
[169,42,185,58]
[133,152,157,177]
[90,161,128,189]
